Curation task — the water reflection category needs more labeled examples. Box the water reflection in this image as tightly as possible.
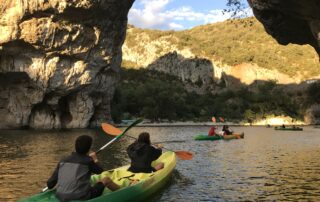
[0,127,320,201]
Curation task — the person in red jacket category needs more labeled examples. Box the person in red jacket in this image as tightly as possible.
[208,126,218,136]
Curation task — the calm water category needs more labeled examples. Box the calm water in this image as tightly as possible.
[1,126,320,201]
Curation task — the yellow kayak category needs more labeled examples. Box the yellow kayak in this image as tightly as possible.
[20,151,176,202]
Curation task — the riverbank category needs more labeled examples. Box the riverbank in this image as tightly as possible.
[115,121,307,127]
[116,116,307,127]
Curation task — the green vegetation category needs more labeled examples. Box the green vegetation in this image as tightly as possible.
[306,81,320,105]
[124,18,320,78]
[111,69,302,123]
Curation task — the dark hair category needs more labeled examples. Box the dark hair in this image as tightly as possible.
[137,132,151,145]
[75,135,92,154]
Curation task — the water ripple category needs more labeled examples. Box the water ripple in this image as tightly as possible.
[1,127,320,201]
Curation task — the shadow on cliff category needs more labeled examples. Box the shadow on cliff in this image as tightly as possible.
[144,51,217,94]
[140,51,319,94]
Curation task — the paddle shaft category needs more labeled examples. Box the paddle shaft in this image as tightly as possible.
[96,135,121,154]
[96,118,143,154]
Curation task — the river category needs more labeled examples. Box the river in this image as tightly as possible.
[1,126,320,201]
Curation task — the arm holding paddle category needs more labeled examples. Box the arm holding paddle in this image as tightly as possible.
[42,119,143,193]
[101,122,193,160]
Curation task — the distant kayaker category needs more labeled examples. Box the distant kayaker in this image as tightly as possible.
[127,132,164,173]
[47,135,119,202]
[208,126,218,136]
[222,125,233,135]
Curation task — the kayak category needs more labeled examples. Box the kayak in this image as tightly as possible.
[194,133,244,141]
[20,151,176,202]
[274,127,303,131]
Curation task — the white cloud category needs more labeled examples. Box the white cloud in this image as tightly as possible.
[169,22,184,29]
[128,0,253,30]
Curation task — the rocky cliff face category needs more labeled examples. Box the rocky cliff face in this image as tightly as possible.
[122,26,317,92]
[0,0,134,129]
[249,0,320,55]
[147,52,215,93]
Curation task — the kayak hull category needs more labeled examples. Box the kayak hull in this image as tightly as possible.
[194,133,244,141]
[20,151,176,202]
[274,127,303,131]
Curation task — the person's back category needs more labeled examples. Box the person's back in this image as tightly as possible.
[208,127,217,136]
[54,153,97,201]
[127,132,163,173]
[47,135,119,202]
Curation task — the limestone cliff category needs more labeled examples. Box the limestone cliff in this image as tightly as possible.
[122,21,320,91]
[0,0,134,129]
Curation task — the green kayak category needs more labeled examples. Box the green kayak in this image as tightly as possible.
[274,127,303,131]
[20,151,176,202]
[194,133,244,141]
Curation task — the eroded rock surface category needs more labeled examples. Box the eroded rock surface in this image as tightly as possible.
[0,0,134,129]
[248,0,320,55]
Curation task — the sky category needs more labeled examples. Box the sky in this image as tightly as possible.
[128,0,253,30]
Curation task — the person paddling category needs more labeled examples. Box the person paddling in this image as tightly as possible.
[222,125,233,135]
[208,126,218,136]
[127,132,164,173]
[47,135,119,202]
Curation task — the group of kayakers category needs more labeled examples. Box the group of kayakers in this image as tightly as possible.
[43,124,238,201]
[208,125,233,136]
[47,132,162,202]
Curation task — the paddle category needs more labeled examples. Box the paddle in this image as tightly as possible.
[42,119,143,193]
[97,118,143,154]
[101,123,193,160]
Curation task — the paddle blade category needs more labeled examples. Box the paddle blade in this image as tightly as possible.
[174,151,193,160]
[101,123,122,136]
[211,117,216,123]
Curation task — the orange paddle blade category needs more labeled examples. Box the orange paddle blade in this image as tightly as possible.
[211,117,216,123]
[101,123,122,136]
[219,117,225,122]
[174,151,193,160]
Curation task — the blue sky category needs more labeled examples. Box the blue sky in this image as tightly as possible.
[128,0,252,30]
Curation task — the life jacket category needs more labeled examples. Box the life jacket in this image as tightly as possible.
[127,142,162,173]
[208,127,216,136]
[55,153,93,202]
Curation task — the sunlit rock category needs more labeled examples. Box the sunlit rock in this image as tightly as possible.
[0,0,134,129]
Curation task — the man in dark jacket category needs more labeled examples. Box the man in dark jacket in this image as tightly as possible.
[47,135,119,202]
[127,132,164,173]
